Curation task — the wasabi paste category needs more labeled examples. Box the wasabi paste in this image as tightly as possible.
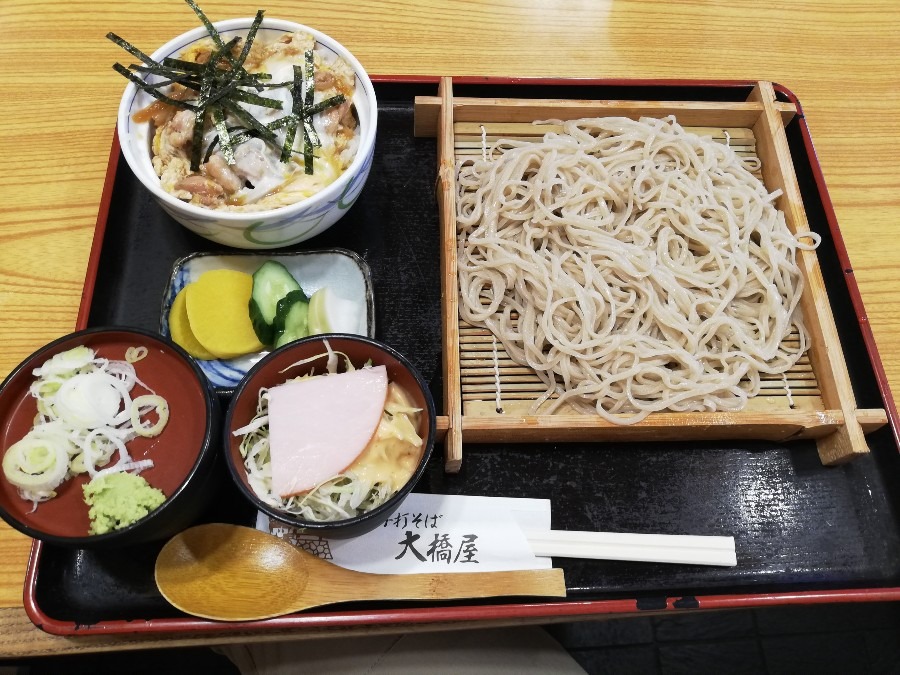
[82,472,166,535]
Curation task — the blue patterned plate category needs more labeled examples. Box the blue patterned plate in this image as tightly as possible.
[159,249,375,392]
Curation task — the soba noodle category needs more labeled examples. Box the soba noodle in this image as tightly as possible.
[455,115,819,424]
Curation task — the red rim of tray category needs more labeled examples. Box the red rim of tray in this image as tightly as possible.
[23,76,900,637]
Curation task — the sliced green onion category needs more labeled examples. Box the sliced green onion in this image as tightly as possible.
[2,433,69,495]
[131,395,170,438]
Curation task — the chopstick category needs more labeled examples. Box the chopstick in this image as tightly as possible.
[524,530,737,567]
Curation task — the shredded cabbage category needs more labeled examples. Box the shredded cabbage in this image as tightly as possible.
[236,349,423,522]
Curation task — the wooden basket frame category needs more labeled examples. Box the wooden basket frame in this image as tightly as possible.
[415,79,886,472]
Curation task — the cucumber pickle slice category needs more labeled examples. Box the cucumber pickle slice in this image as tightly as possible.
[249,261,306,345]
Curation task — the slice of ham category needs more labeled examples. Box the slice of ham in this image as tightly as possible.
[267,365,388,498]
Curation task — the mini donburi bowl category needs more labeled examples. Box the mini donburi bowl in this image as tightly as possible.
[225,334,436,538]
[116,16,378,250]
[0,327,220,548]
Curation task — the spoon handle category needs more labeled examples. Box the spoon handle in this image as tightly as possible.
[338,567,567,603]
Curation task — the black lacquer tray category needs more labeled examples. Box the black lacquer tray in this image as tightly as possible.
[24,79,900,636]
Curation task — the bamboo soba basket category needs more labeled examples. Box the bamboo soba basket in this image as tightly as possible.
[414,79,887,472]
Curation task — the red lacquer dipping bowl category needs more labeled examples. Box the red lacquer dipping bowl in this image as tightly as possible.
[0,327,220,548]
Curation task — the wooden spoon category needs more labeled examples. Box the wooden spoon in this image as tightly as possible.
[155,523,567,621]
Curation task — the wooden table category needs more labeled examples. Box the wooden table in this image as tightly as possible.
[1,0,898,658]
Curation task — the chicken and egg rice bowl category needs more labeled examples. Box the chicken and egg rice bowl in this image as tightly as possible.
[135,30,360,212]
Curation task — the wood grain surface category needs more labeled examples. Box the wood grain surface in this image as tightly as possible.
[0,0,898,657]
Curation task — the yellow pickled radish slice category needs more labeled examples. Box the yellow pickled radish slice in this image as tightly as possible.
[184,269,265,360]
[168,285,216,360]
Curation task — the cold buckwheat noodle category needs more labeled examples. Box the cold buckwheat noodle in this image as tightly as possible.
[456,116,820,424]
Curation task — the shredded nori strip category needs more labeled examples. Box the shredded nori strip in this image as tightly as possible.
[301,51,318,173]
[204,126,257,163]
[220,98,279,145]
[110,0,349,175]
[303,115,320,149]
[112,63,199,110]
[160,57,205,73]
[106,32,157,67]
[234,10,265,70]
[303,49,315,108]
[128,68,202,90]
[190,107,207,171]
[162,55,273,85]
[185,0,228,54]
[305,94,345,117]
[190,79,212,170]
[266,117,292,131]
[188,38,228,170]
[210,106,234,164]
[292,64,312,171]
[280,119,300,163]
[127,68,272,108]
[228,89,283,109]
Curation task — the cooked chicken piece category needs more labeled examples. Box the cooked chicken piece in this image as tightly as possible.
[205,154,244,194]
[156,156,191,195]
[326,57,356,96]
[167,110,195,147]
[132,100,176,127]
[154,109,195,169]
[340,103,357,130]
[272,31,315,57]
[315,70,335,91]
[174,175,224,207]
[232,138,278,183]
[132,84,196,127]
[321,100,352,137]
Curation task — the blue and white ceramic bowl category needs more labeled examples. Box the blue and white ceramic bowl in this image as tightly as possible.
[117,17,377,249]
[160,249,375,391]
